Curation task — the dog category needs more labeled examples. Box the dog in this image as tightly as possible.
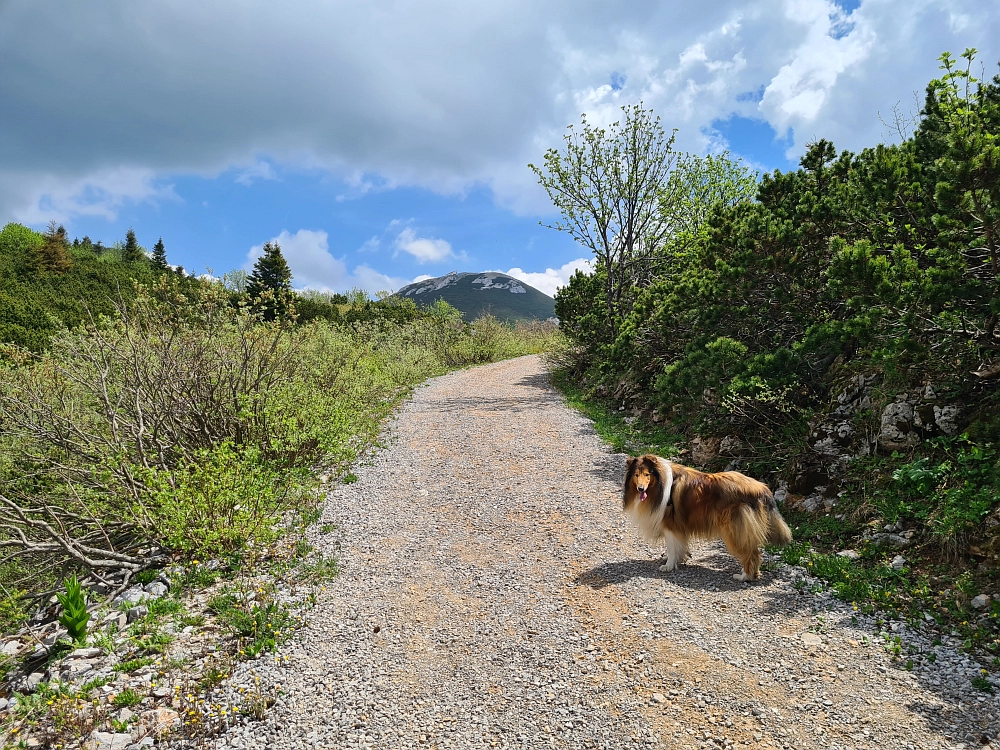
[622,454,792,581]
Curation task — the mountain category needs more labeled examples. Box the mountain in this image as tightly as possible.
[394,272,555,322]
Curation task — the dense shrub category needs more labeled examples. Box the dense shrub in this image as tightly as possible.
[555,52,1000,445]
[0,280,560,596]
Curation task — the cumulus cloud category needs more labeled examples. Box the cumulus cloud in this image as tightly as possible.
[393,227,456,263]
[0,166,177,225]
[2,0,1000,221]
[244,229,410,294]
[500,258,593,297]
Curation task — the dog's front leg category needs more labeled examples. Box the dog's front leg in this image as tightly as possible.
[657,532,688,573]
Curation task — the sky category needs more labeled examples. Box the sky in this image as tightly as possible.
[2,0,999,297]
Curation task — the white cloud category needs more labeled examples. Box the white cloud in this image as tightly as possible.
[499,258,592,297]
[244,229,410,294]
[2,0,1000,220]
[348,265,411,294]
[412,274,435,283]
[2,166,176,225]
[393,227,455,263]
[759,0,876,141]
[234,160,278,186]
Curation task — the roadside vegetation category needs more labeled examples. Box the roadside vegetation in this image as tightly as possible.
[0,221,560,745]
[543,50,1000,660]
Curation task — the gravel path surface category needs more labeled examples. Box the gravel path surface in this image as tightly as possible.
[209,355,1000,750]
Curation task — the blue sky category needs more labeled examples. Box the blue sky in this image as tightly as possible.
[2,0,999,296]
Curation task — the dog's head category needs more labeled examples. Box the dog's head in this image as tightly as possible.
[623,455,663,510]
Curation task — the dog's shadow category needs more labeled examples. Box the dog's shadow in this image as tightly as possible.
[575,550,751,593]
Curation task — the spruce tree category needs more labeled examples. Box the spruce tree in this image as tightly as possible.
[246,241,293,320]
[122,227,144,263]
[38,220,72,274]
[151,237,168,271]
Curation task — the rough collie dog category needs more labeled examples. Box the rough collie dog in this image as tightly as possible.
[623,454,792,581]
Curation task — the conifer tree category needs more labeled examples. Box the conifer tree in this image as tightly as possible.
[246,241,293,320]
[38,220,72,274]
[151,237,169,271]
[122,228,144,263]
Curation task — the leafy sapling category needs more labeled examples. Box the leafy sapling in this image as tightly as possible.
[56,575,90,644]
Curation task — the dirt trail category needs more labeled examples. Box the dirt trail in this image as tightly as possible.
[211,355,999,750]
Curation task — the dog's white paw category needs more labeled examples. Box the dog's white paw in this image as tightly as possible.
[658,560,677,573]
[733,572,750,582]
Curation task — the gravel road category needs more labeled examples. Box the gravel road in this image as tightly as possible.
[208,355,1000,750]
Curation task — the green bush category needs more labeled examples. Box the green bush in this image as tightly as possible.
[883,438,1000,549]
[0,280,561,599]
[136,444,304,555]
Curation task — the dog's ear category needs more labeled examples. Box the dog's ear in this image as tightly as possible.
[626,456,638,469]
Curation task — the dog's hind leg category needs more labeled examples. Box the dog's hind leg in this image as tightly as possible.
[733,547,762,582]
[721,528,762,582]
[658,531,689,572]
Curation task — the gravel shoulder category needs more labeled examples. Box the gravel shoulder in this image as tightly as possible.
[208,355,1000,750]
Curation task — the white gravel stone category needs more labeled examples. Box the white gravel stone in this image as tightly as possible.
[143,581,169,598]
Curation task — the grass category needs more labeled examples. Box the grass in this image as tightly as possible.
[110,688,143,708]
[208,591,296,658]
[551,369,682,457]
[114,656,155,674]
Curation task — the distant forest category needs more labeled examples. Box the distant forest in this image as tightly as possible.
[0,223,451,352]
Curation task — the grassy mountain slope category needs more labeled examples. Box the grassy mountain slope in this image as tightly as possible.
[0,223,185,350]
[394,271,555,322]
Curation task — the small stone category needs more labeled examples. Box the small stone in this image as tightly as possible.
[41,628,68,647]
[112,586,148,608]
[837,550,860,561]
[25,672,44,692]
[0,698,7,711]
[890,555,906,570]
[117,707,134,723]
[972,594,991,609]
[801,633,823,647]
[70,647,103,659]
[138,707,180,737]
[127,605,149,623]
[151,686,171,699]
[1,640,21,656]
[651,692,666,704]
[143,582,168,598]
[83,730,133,750]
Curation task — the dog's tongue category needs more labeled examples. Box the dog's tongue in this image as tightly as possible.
[638,489,648,503]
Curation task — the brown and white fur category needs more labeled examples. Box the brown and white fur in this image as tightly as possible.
[623,454,792,581]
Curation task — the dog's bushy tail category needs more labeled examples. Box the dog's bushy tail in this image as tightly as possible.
[766,504,793,546]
